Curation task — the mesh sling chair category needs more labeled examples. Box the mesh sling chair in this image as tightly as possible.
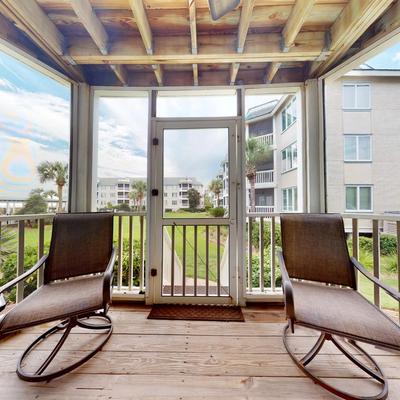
[279,213,400,400]
[0,213,115,382]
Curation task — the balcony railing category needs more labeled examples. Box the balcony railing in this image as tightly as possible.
[255,133,274,147]
[1,212,399,320]
[0,211,147,303]
[255,169,274,184]
[245,212,400,321]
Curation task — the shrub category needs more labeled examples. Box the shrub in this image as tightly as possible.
[209,207,225,217]
[359,236,373,253]
[380,234,397,256]
[250,221,282,248]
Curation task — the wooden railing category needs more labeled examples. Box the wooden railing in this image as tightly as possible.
[245,212,400,320]
[0,212,146,303]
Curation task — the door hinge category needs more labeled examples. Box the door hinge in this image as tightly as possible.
[151,189,159,196]
[152,138,159,145]
[151,268,157,277]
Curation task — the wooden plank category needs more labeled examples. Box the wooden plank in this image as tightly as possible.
[312,0,393,75]
[70,0,108,55]
[230,0,255,85]
[67,31,326,64]
[110,63,129,85]
[0,349,398,378]
[188,0,198,85]
[372,219,381,307]
[16,220,24,303]
[265,62,281,83]
[129,0,163,84]
[282,0,315,51]
[0,374,399,400]
[2,0,65,55]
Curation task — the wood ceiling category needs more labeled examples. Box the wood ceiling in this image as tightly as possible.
[0,0,399,86]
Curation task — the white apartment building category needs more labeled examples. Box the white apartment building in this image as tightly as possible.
[97,177,204,211]
[325,66,400,230]
[245,94,304,213]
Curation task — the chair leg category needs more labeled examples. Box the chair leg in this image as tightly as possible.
[283,323,389,400]
[17,312,112,382]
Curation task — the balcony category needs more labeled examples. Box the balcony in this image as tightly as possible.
[255,133,274,147]
[255,170,275,188]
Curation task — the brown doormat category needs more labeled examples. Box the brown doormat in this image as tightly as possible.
[147,304,245,322]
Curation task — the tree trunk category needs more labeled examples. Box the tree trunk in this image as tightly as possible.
[57,185,63,212]
[249,176,256,213]
[217,193,220,207]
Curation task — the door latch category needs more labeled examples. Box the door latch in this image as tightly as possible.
[152,138,159,145]
[151,189,159,196]
[151,268,157,277]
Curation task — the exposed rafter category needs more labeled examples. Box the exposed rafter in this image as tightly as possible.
[265,62,281,83]
[1,0,84,81]
[68,31,326,65]
[230,0,255,85]
[265,0,315,83]
[282,0,315,52]
[69,0,128,85]
[129,0,162,85]
[311,0,393,76]
[188,0,198,85]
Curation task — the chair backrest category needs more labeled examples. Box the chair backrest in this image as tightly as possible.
[280,213,356,288]
[44,213,113,283]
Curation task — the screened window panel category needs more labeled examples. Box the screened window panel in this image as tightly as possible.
[344,136,357,160]
[359,187,372,210]
[358,136,371,160]
[343,85,356,109]
[346,187,357,210]
[357,85,370,109]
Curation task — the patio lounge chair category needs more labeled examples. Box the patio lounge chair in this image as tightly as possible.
[279,213,400,400]
[0,213,115,382]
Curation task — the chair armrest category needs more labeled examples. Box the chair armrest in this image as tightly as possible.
[103,247,116,304]
[0,255,48,311]
[278,250,295,321]
[351,257,400,302]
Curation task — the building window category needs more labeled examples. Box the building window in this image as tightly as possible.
[346,185,372,212]
[281,97,297,132]
[342,83,370,109]
[281,142,298,172]
[282,187,298,212]
[172,200,177,205]
[344,135,372,162]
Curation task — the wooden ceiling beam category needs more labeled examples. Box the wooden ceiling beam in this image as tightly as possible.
[265,0,315,83]
[1,0,84,81]
[311,0,393,76]
[67,31,326,65]
[230,0,256,85]
[188,0,198,85]
[265,62,281,83]
[128,0,162,85]
[282,0,315,51]
[69,0,128,85]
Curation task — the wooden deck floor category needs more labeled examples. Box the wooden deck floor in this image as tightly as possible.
[0,304,399,399]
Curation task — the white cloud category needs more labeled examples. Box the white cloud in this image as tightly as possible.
[392,52,400,63]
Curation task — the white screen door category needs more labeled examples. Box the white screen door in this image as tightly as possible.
[148,119,238,304]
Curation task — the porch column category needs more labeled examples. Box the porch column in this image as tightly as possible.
[305,79,325,212]
[69,83,93,212]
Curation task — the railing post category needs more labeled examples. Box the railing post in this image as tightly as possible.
[248,217,253,292]
[118,215,123,290]
[182,225,186,296]
[217,225,221,296]
[372,219,380,308]
[271,216,276,292]
[128,215,133,291]
[171,224,175,296]
[16,220,25,303]
[37,218,45,288]
[397,221,400,322]
[194,225,198,296]
[140,215,145,291]
[259,217,264,292]
[205,225,209,296]
[352,218,359,287]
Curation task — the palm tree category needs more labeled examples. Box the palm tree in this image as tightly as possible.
[246,138,271,212]
[37,161,68,212]
[130,180,147,211]
[129,190,139,211]
[209,178,223,207]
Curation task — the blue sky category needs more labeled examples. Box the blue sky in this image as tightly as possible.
[0,50,71,200]
[366,42,400,69]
